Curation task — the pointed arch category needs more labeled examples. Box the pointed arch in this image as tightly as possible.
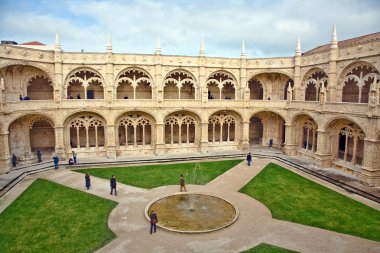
[65,68,105,99]
[338,61,379,103]
[115,68,153,99]
[163,69,197,99]
[206,71,237,100]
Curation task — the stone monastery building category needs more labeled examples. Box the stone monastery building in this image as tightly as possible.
[0,26,379,186]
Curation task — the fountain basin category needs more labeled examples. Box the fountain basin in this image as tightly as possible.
[145,192,239,233]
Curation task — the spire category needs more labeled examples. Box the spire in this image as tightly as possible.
[199,38,205,57]
[155,33,161,55]
[295,37,301,56]
[241,40,246,58]
[106,33,112,52]
[331,24,337,48]
[55,32,61,51]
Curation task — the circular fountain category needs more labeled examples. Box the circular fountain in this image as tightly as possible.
[145,192,239,233]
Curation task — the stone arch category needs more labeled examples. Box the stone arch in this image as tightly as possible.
[163,69,198,99]
[0,64,54,101]
[291,113,318,152]
[247,78,264,100]
[338,61,379,103]
[302,68,328,102]
[164,110,201,145]
[325,118,365,166]
[8,114,56,163]
[115,67,153,99]
[208,110,242,144]
[247,72,293,100]
[115,111,156,148]
[64,111,107,152]
[64,68,105,99]
[249,111,285,148]
[27,74,54,100]
[206,70,237,100]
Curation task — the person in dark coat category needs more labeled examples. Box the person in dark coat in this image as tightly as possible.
[149,210,158,234]
[11,154,17,167]
[37,150,42,163]
[53,155,59,170]
[246,152,252,166]
[72,151,77,164]
[110,175,117,196]
[85,173,91,190]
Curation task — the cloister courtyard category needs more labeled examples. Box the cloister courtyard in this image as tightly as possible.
[0,154,379,253]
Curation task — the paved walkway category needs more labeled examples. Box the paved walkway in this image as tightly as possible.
[1,158,380,252]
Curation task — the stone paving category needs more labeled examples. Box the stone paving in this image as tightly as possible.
[1,157,380,253]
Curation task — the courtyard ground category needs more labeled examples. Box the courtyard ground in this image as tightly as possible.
[1,155,380,252]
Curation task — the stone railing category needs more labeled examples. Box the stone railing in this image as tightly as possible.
[2,98,376,117]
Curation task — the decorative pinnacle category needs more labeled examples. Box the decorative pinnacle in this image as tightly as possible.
[0,77,4,88]
[155,33,161,55]
[241,40,246,58]
[295,37,301,56]
[55,32,61,51]
[331,24,337,47]
[199,38,205,57]
[107,33,112,52]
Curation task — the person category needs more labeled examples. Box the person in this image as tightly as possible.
[72,151,77,164]
[149,210,158,234]
[269,139,273,148]
[53,155,59,170]
[11,154,17,167]
[110,175,117,196]
[246,152,252,166]
[85,173,91,190]
[179,174,186,192]
[36,150,42,163]
[77,94,81,99]
[68,158,74,165]
[19,95,23,101]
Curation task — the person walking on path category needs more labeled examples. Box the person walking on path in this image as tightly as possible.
[179,174,187,192]
[53,155,59,170]
[150,210,158,234]
[85,173,91,190]
[37,150,42,163]
[110,175,117,196]
[72,151,77,164]
[246,152,252,166]
[11,154,17,167]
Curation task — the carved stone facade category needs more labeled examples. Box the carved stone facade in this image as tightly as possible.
[0,31,379,186]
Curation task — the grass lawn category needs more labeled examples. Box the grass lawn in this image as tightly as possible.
[0,179,117,253]
[242,243,299,253]
[239,163,380,242]
[75,159,242,189]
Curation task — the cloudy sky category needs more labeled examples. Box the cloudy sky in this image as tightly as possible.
[0,0,379,58]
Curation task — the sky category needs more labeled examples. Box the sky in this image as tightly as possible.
[0,0,379,58]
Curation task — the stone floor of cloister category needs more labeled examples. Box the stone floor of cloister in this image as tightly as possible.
[1,150,380,252]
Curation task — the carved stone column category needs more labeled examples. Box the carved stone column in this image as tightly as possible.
[155,123,165,155]
[54,51,63,102]
[283,124,297,156]
[314,129,333,167]
[360,138,380,186]
[240,121,250,150]
[0,132,10,173]
[54,126,66,159]
[106,125,116,158]
[199,122,209,153]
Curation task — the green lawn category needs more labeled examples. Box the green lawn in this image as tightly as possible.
[0,179,117,253]
[75,159,242,189]
[242,243,298,253]
[239,163,380,242]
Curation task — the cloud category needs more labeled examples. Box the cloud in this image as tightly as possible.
[0,0,379,57]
